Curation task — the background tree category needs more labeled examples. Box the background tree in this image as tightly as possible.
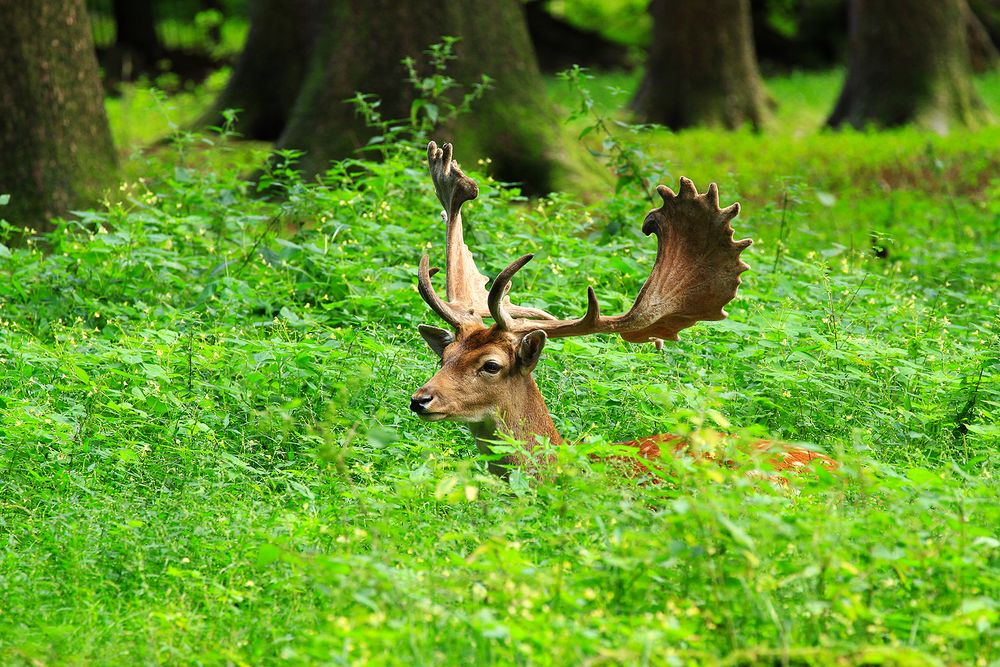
[208,0,599,194]
[967,0,1000,56]
[99,0,164,85]
[632,0,771,130]
[963,0,1000,73]
[0,0,117,235]
[199,0,325,140]
[827,0,991,131]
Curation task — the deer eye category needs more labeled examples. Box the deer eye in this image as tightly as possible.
[481,360,503,374]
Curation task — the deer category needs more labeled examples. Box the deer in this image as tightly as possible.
[410,141,836,480]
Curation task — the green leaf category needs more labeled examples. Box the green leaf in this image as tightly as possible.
[70,364,90,383]
[367,426,398,448]
[142,363,168,380]
[256,543,282,568]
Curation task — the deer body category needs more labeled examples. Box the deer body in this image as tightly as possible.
[410,142,836,479]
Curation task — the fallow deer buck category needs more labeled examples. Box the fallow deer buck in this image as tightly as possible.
[411,141,836,479]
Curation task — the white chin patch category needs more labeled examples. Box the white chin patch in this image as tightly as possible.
[419,413,449,422]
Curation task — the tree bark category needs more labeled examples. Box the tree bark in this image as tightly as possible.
[0,0,117,235]
[967,0,1000,54]
[198,0,325,139]
[275,0,600,195]
[827,0,991,132]
[632,0,771,130]
[964,0,1000,73]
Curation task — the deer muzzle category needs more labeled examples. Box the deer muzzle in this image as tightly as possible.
[410,388,448,421]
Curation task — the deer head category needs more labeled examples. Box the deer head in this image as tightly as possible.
[410,142,752,468]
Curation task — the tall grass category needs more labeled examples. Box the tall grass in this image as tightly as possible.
[0,69,997,665]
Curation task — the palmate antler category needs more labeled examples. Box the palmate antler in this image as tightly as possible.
[417,142,554,328]
[418,142,753,344]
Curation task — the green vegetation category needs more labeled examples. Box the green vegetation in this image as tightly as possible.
[1,69,998,665]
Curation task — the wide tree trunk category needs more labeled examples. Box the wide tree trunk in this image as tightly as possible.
[199,0,324,139]
[827,0,991,132]
[275,0,599,195]
[632,0,771,130]
[0,0,117,235]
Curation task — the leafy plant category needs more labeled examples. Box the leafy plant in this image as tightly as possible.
[347,37,492,162]
[0,67,998,666]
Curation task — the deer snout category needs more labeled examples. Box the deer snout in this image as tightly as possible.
[409,390,435,414]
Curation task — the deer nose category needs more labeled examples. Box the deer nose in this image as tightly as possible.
[410,394,434,414]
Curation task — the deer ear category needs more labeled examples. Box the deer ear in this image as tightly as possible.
[517,330,547,372]
[418,325,454,359]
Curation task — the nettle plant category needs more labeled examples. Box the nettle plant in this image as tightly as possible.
[348,37,491,162]
[410,142,837,479]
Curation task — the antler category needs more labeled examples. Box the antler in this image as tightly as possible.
[488,178,752,343]
[418,141,554,329]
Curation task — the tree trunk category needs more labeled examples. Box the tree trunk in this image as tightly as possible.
[827,0,991,132]
[198,0,324,139]
[275,0,600,195]
[964,0,1000,73]
[967,0,1000,54]
[632,0,771,130]
[0,0,117,235]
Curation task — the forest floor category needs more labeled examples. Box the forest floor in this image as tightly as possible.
[1,68,999,665]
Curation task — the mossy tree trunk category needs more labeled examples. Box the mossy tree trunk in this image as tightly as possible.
[827,0,991,132]
[274,0,599,195]
[632,0,771,130]
[199,0,325,140]
[0,0,117,235]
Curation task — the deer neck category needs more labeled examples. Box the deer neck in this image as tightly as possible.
[468,374,562,475]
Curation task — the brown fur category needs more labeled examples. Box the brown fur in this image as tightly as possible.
[413,325,560,476]
[413,324,838,481]
[614,433,837,483]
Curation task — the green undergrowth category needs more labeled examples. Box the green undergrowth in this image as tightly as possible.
[0,70,998,665]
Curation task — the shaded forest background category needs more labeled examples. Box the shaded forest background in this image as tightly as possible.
[2,0,999,234]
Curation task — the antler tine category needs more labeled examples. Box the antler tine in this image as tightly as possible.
[418,254,477,328]
[440,142,452,171]
[581,287,602,324]
[678,176,699,199]
[706,182,720,210]
[656,184,676,201]
[720,202,741,222]
[487,253,553,331]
